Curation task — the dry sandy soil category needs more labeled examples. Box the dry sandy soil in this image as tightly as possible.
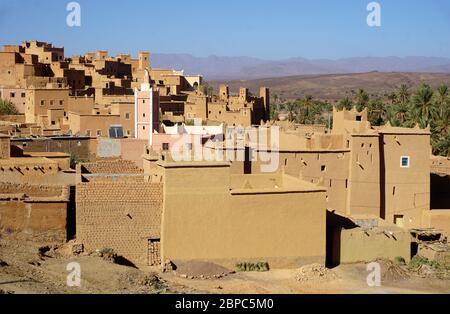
[1,235,449,294]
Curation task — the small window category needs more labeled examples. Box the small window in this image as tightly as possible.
[143,113,146,118]
[400,156,410,168]
[162,143,169,151]
[321,165,326,172]
[10,92,15,98]
[86,130,91,136]
[51,121,56,125]
[50,100,54,106]
[41,100,45,106]
[96,130,102,136]
[356,115,362,121]
[60,100,64,105]
[21,92,25,98]
[394,215,404,228]
[125,113,130,120]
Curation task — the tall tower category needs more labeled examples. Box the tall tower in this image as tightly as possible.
[134,69,159,145]
[139,52,150,70]
[260,87,270,121]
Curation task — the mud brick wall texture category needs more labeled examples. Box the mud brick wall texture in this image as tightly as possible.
[76,181,163,266]
[0,183,69,243]
[81,159,143,174]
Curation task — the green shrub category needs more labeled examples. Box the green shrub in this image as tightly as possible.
[408,255,440,270]
[394,256,406,265]
[235,261,269,272]
[0,99,19,115]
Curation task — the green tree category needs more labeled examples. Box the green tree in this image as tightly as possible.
[435,84,449,116]
[300,95,314,124]
[367,99,386,126]
[336,97,353,111]
[397,84,410,105]
[354,89,369,112]
[0,99,19,115]
[411,84,435,128]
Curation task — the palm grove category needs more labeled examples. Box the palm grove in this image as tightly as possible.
[270,84,450,157]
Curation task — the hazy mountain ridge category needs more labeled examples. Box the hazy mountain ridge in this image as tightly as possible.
[151,53,450,80]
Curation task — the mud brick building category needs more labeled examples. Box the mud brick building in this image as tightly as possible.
[0,182,70,242]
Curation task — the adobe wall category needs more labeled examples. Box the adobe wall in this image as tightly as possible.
[76,181,163,266]
[160,162,327,268]
[330,227,411,265]
[347,134,381,217]
[423,210,450,238]
[0,183,69,242]
[11,137,91,161]
[381,133,431,229]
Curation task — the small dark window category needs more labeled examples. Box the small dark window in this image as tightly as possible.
[356,116,362,121]
[321,165,326,172]
[162,143,169,151]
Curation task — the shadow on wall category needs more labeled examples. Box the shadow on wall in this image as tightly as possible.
[430,173,450,209]
[325,210,358,268]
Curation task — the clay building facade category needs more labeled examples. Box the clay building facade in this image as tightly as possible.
[76,157,327,267]
[205,107,432,231]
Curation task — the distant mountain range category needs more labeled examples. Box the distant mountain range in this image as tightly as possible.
[151,54,450,80]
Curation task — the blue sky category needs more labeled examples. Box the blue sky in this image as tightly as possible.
[0,0,450,60]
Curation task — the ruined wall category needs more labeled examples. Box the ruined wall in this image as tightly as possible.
[11,137,91,161]
[331,226,411,265]
[423,210,450,238]
[0,183,69,242]
[76,181,163,266]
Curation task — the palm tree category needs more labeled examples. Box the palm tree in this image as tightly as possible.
[367,99,387,126]
[387,91,398,106]
[387,101,410,126]
[286,102,297,122]
[397,84,410,105]
[435,84,449,116]
[433,105,450,137]
[301,95,314,124]
[354,89,369,112]
[411,84,435,127]
[336,97,353,111]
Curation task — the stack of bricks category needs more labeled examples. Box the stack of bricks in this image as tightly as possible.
[76,180,163,266]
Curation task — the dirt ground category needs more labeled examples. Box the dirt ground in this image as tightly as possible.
[1,235,449,294]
